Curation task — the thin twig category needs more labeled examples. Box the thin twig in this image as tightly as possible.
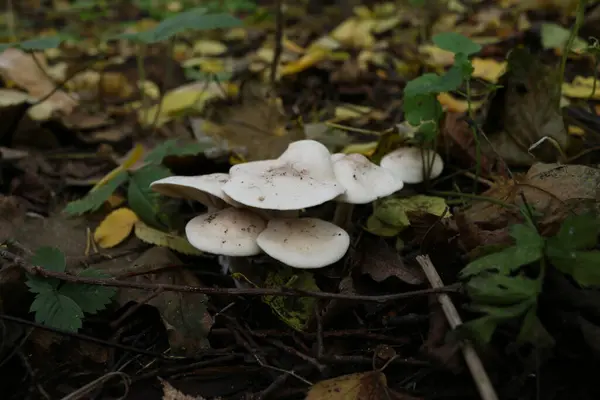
[0,314,233,361]
[416,255,499,400]
[1,249,460,302]
[59,372,130,400]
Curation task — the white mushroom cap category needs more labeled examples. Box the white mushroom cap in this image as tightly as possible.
[380,147,444,184]
[222,140,344,210]
[185,208,267,256]
[331,153,346,163]
[256,217,350,269]
[332,153,404,204]
[150,173,240,209]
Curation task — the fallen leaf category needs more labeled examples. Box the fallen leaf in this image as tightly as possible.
[0,48,78,116]
[562,76,600,100]
[358,235,424,285]
[93,208,139,249]
[134,220,203,256]
[262,265,320,331]
[139,81,236,127]
[160,377,206,400]
[118,247,213,356]
[480,47,570,166]
[471,57,506,83]
[306,371,389,400]
[437,92,484,113]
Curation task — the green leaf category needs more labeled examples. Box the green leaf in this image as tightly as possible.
[552,212,600,251]
[510,223,542,247]
[404,73,444,96]
[58,269,116,315]
[30,246,66,273]
[540,23,587,52]
[118,8,243,44]
[128,165,172,229]
[144,139,213,164]
[25,278,55,294]
[459,244,543,278]
[151,10,242,42]
[63,171,129,216]
[466,275,541,305]
[364,215,403,237]
[460,316,498,344]
[548,249,600,288]
[467,300,534,319]
[516,307,555,348]
[403,93,443,126]
[0,36,65,52]
[436,66,465,92]
[30,291,84,332]
[432,32,481,56]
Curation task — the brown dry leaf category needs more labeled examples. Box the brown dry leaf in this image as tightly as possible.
[358,235,424,285]
[204,83,303,160]
[117,247,213,356]
[518,163,600,220]
[305,371,389,400]
[160,378,207,400]
[479,47,570,166]
[0,48,78,116]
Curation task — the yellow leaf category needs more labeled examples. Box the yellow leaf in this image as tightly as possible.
[437,92,484,113]
[192,39,227,56]
[91,144,144,192]
[134,221,203,255]
[568,125,585,136]
[471,57,507,83]
[306,371,389,400]
[334,104,373,120]
[138,81,233,127]
[562,76,600,99]
[94,208,139,249]
[341,141,378,156]
[420,45,455,68]
[280,48,329,76]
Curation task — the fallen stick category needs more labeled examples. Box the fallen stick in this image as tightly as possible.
[416,255,499,400]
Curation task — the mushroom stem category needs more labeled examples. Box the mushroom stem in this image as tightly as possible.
[332,202,355,230]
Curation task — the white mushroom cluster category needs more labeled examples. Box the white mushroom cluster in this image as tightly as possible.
[149,140,443,269]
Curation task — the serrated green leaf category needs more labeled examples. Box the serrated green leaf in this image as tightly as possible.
[64,171,129,216]
[467,300,534,319]
[517,307,555,348]
[466,275,541,305]
[548,249,600,288]
[460,316,498,344]
[510,224,542,247]
[144,139,213,164]
[460,243,543,279]
[128,165,172,229]
[432,32,481,56]
[30,246,66,273]
[30,291,83,332]
[25,278,56,294]
[58,269,116,315]
[552,212,600,251]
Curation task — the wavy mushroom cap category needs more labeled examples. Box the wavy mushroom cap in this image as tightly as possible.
[222,140,344,210]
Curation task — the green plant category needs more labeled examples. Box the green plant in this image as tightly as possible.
[63,139,213,228]
[458,210,600,347]
[25,247,116,332]
[402,32,481,142]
